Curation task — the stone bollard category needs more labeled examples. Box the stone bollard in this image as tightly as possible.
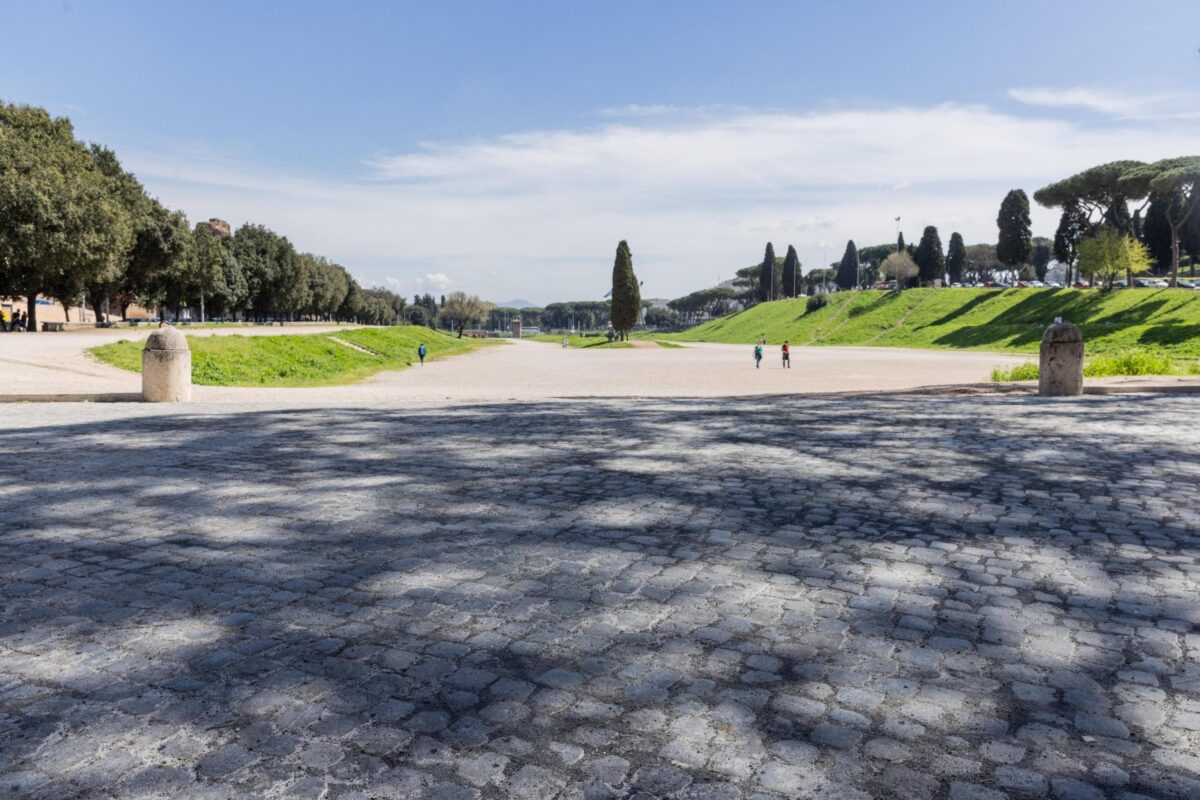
[1039,319,1083,397]
[141,326,192,402]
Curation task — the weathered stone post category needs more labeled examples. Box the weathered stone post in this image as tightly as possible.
[1039,319,1083,397]
[142,326,192,402]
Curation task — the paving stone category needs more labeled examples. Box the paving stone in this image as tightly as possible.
[1,397,1197,800]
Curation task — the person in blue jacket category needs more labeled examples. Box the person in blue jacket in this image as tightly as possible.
[418,343,427,365]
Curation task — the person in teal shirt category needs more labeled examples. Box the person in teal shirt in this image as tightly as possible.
[753,343,763,368]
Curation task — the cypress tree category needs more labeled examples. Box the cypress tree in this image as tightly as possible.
[997,189,1032,273]
[946,232,967,284]
[914,225,945,286]
[896,231,905,253]
[758,242,776,302]
[781,245,800,298]
[610,240,640,339]
[836,240,859,290]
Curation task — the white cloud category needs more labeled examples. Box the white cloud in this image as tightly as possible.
[124,103,1196,302]
[1008,86,1200,119]
[422,273,453,291]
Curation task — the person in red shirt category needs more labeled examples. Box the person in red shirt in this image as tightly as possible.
[781,340,791,369]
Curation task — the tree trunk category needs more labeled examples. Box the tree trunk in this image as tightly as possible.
[121,301,129,321]
[90,295,105,324]
[63,303,71,323]
[200,291,206,324]
[26,293,38,332]
[1171,229,1181,288]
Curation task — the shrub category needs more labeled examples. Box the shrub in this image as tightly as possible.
[1083,350,1173,377]
[991,362,1039,382]
[992,350,1178,382]
[806,295,829,313]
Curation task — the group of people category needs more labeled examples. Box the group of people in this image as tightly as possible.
[1,309,29,332]
[752,335,791,369]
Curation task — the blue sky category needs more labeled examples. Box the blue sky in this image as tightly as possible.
[3,0,1198,302]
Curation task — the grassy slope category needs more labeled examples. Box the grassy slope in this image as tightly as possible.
[666,288,1200,357]
[89,326,484,387]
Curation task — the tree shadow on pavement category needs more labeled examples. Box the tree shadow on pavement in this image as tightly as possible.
[0,395,1198,799]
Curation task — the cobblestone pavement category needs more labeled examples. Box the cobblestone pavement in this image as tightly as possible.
[1,396,1198,800]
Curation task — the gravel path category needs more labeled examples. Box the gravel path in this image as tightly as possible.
[1,396,1197,799]
[0,329,1030,402]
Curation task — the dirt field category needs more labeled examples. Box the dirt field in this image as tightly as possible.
[0,328,1030,402]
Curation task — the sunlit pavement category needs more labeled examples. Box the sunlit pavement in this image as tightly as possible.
[1,395,1198,799]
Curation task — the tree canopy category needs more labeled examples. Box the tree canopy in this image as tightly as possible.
[914,226,944,286]
[438,292,493,337]
[836,240,859,290]
[946,233,966,284]
[758,242,776,302]
[996,189,1032,270]
[781,245,801,298]
[0,100,403,329]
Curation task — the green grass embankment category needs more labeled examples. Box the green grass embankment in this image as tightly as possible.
[89,326,489,387]
[664,288,1200,359]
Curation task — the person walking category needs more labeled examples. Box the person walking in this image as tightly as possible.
[417,342,427,365]
[753,343,763,369]
[562,337,569,348]
[781,340,791,369]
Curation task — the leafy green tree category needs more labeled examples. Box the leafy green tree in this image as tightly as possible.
[1029,237,1052,281]
[946,233,967,284]
[667,287,735,325]
[997,190,1032,277]
[758,243,776,302]
[1053,202,1091,286]
[189,222,235,321]
[781,245,801,298]
[836,240,859,290]
[610,240,640,338]
[913,226,944,286]
[117,200,192,319]
[1077,229,1151,289]
[438,291,492,336]
[881,252,918,289]
[0,103,132,330]
[232,223,303,320]
[1118,157,1200,286]
[84,145,147,320]
[644,307,680,329]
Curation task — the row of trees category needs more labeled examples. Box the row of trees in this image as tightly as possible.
[1038,157,1200,287]
[0,102,408,330]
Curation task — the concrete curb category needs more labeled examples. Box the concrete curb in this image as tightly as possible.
[0,393,143,403]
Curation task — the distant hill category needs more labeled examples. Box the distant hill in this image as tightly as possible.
[494,299,538,309]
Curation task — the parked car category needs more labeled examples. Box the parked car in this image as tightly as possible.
[1177,280,1197,289]
[1045,281,1062,289]
[1073,280,1090,288]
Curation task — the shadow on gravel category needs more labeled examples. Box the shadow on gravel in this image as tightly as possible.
[1,395,1198,799]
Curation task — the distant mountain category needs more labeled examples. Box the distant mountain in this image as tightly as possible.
[494,299,538,309]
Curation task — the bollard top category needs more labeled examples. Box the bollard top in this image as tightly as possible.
[144,325,189,352]
[1041,320,1082,344]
